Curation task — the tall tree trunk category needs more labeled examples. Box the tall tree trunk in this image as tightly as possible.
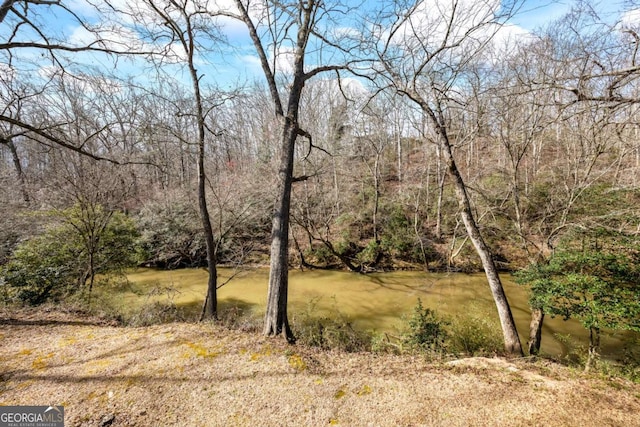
[435,145,445,240]
[528,308,544,355]
[413,187,430,271]
[199,139,218,319]
[512,175,527,251]
[430,109,524,356]
[235,0,328,342]
[2,137,30,203]
[396,132,402,185]
[585,326,600,372]
[88,250,96,294]
[143,0,220,320]
[263,119,297,342]
[187,46,217,320]
[372,154,380,242]
[260,0,317,342]
[332,157,341,215]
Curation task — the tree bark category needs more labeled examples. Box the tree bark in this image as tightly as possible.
[141,0,220,319]
[3,138,30,203]
[193,69,217,320]
[0,0,14,24]
[263,119,297,342]
[428,106,524,356]
[181,5,218,319]
[528,308,544,355]
[259,0,317,343]
[585,326,600,372]
[435,145,445,240]
[199,136,218,319]
[234,0,351,340]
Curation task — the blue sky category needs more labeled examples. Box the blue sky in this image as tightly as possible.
[512,0,629,29]
[1,0,637,91]
[512,0,572,29]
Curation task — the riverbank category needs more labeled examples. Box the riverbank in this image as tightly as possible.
[1,307,639,426]
[117,267,639,360]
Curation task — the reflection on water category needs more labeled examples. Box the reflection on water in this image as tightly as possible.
[122,267,638,359]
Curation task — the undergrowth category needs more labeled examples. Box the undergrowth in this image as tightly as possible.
[4,287,639,383]
[550,333,640,382]
[370,300,503,359]
[291,297,371,352]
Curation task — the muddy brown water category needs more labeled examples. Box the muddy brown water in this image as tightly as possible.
[117,268,638,359]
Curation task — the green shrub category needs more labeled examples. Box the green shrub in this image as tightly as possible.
[217,304,262,332]
[448,308,504,356]
[1,227,82,304]
[372,302,504,358]
[306,245,334,265]
[552,333,640,382]
[294,315,371,352]
[402,299,448,354]
[553,333,589,366]
[1,207,139,305]
[357,240,380,265]
[293,298,371,352]
[516,228,640,368]
[121,285,187,326]
[379,204,420,262]
[127,301,185,326]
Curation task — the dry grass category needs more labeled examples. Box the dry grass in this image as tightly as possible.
[0,307,639,427]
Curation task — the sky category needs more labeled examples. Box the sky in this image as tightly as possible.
[512,0,573,28]
[1,0,639,92]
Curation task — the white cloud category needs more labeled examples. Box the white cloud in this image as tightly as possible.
[331,26,361,39]
[239,54,262,72]
[391,0,502,50]
[68,26,96,47]
[0,63,18,96]
[37,65,60,79]
[487,23,533,59]
[310,77,370,106]
[379,0,537,74]
[64,0,101,19]
[214,14,250,37]
[209,0,267,37]
[241,54,261,66]
[211,0,237,11]
[620,8,640,30]
[337,77,368,98]
[272,46,296,75]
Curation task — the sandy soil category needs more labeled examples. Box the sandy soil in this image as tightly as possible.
[1,307,639,427]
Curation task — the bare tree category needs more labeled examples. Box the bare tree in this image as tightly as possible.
[508,2,640,355]
[0,62,29,202]
[226,0,366,341]
[0,0,158,164]
[113,0,233,319]
[372,0,525,355]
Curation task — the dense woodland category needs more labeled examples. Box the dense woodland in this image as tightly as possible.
[1,0,639,359]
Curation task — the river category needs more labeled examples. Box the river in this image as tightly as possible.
[119,267,638,359]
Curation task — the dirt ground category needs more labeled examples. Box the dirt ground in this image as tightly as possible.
[1,307,639,427]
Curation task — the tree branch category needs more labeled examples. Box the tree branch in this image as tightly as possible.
[0,114,121,163]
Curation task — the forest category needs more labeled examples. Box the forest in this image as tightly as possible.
[1,0,640,370]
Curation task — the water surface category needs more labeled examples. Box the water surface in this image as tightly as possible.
[119,268,638,358]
